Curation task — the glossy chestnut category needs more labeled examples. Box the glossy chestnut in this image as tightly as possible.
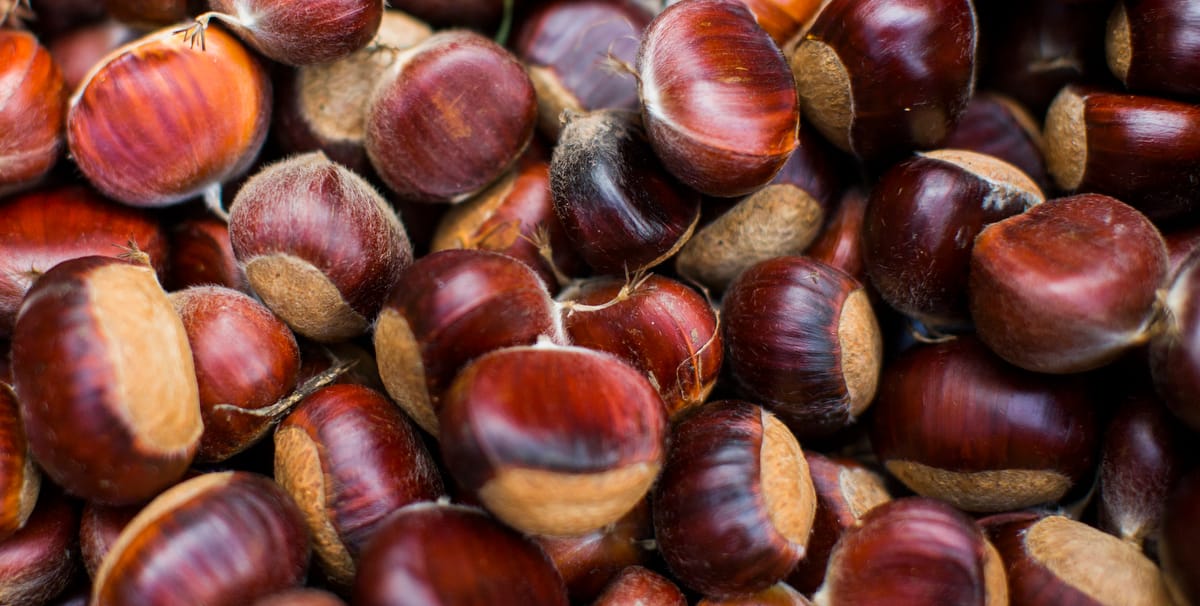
[806,187,868,282]
[1107,0,1200,98]
[593,566,686,606]
[0,30,66,196]
[0,385,37,542]
[191,0,384,65]
[534,499,654,603]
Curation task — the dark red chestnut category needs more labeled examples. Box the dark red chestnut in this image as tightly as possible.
[0,30,66,196]
[942,93,1052,191]
[792,0,977,161]
[654,400,816,597]
[166,213,249,293]
[1107,0,1200,99]
[274,384,444,587]
[13,256,202,505]
[0,490,78,606]
[969,193,1167,373]
[365,30,537,204]
[1150,249,1200,431]
[814,497,1007,606]
[440,343,667,536]
[102,0,194,27]
[80,502,138,580]
[187,0,384,65]
[91,472,310,605]
[638,0,799,196]
[0,385,37,542]
[806,187,868,282]
[723,256,882,438]
[355,502,568,605]
[385,0,510,30]
[593,566,686,606]
[1162,469,1200,606]
[229,151,413,343]
[534,499,654,603]
[67,25,271,209]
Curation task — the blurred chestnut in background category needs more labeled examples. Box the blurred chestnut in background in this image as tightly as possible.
[942,93,1051,192]
[80,502,138,580]
[1163,469,1200,606]
[807,187,869,282]
[0,30,66,197]
[167,213,249,293]
[0,385,36,543]
[253,590,347,606]
[1107,0,1200,99]
[0,490,78,606]
[193,0,384,65]
[385,0,513,30]
[46,20,137,93]
[1150,249,1200,431]
[534,500,654,603]
[593,566,686,606]
[102,0,195,27]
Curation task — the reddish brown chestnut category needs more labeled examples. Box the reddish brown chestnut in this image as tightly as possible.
[699,583,813,606]
[735,0,825,46]
[92,472,310,605]
[871,337,1098,512]
[0,490,78,606]
[1162,469,1200,606]
[534,499,654,603]
[815,497,1007,606]
[102,0,195,27]
[0,30,66,196]
[167,213,249,293]
[793,0,977,161]
[638,0,799,196]
[807,187,868,282]
[13,256,201,505]
[67,25,271,209]
[942,93,1051,192]
[1107,0,1200,99]
[559,273,722,417]
[440,343,667,536]
[969,193,1168,373]
[46,20,138,92]
[0,385,37,542]
[80,501,138,580]
[354,502,568,605]
[723,256,883,438]
[275,384,444,587]
[254,590,347,606]
[229,151,413,343]
[1150,249,1200,431]
[593,566,686,606]
[186,0,384,65]
[365,30,537,203]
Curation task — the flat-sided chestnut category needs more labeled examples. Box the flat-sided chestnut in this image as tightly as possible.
[654,400,816,597]
[871,337,1098,512]
[167,213,249,293]
[275,384,444,587]
[92,472,310,605]
[942,93,1051,192]
[551,110,701,275]
[534,500,654,603]
[559,273,722,417]
[593,566,686,606]
[1045,86,1200,223]
[723,256,883,438]
[969,193,1167,373]
[229,151,413,343]
[865,149,1044,328]
[365,30,537,203]
[638,0,799,196]
[188,0,384,65]
[1107,0,1200,98]
[984,513,1174,605]
[815,497,1007,606]
[80,501,138,580]
[13,256,201,505]
[0,490,78,606]
[440,343,667,536]
[374,249,560,434]
[0,30,66,196]
[0,385,36,542]
[1150,249,1200,431]
[354,502,568,605]
[792,0,977,161]
[67,25,270,209]
[1163,469,1200,606]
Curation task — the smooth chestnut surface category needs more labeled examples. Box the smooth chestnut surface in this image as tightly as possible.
[985,514,1174,606]
[46,19,138,92]
[374,249,559,435]
[593,566,686,606]
[354,503,569,606]
[0,30,66,196]
[366,30,537,203]
[102,0,194,26]
[0,490,78,606]
[793,0,977,161]
[871,337,1098,512]
[535,500,654,603]
[814,497,1007,606]
[67,25,271,207]
[1045,86,1200,223]
[807,187,869,282]
[1152,250,1200,430]
[203,0,384,65]
[551,110,701,275]
[13,256,202,505]
[92,472,310,606]
[275,384,445,587]
[229,152,413,343]
[969,193,1168,373]
[1107,0,1200,98]
[167,213,249,293]
[560,273,722,417]
[638,0,799,196]
[654,401,816,597]
[864,149,1044,327]
[942,93,1051,191]
[737,0,825,45]
[80,502,138,580]
[0,385,37,542]
[1163,470,1200,606]
[723,256,883,438]
[171,286,301,462]
[440,344,667,536]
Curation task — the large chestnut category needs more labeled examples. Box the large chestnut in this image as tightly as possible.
[0,30,66,196]
[1107,0,1200,99]
[0,384,37,541]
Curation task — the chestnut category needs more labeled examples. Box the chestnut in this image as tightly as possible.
[638,0,799,196]
[559,273,722,417]
[67,24,271,210]
[374,249,561,434]
[864,149,1044,328]
[0,384,37,542]
[440,343,667,536]
[806,187,868,282]
[1165,223,1200,280]
[46,20,138,92]
[13,256,202,505]
[0,490,78,606]
[1045,85,1200,223]
[253,590,347,606]
[92,472,310,605]
[1162,469,1200,606]
[593,566,686,606]
[355,503,568,605]
[171,286,301,462]
[815,497,1007,606]
[80,502,138,580]
[103,0,195,27]
[229,151,413,343]
[551,110,701,275]
[654,400,816,597]
[166,212,249,293]
[722,256,883,438]
[1107,0,1200,99]
[385,0,510,30]
[969,193,1167,373]
[534,499,654,603]
[984,513,1174,605]
[187,0,384,66]
[274,384,445,587]
[365,30,537,204]
[0,30,66,196]
[942,93,1052,192]
[870,337,1098,512]
[733,0,825,46]
[792,0,977,162]
[1150,248,1200,431]
[698,583,813,606]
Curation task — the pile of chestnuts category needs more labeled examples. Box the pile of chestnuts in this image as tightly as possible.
[3,0,1200,603]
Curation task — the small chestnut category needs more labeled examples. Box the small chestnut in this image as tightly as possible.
[188,0,384,65]
[0,30,66,196]
[807,187,869,282]
[593,566,686,606]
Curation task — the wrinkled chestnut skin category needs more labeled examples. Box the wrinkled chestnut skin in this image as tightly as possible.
[0,30,66,197]
[0,490,78,606]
